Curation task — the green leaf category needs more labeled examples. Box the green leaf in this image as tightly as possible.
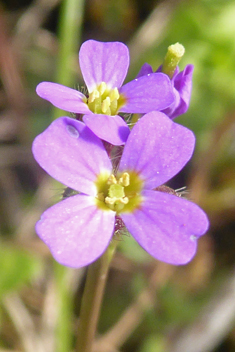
[0,245,41,297]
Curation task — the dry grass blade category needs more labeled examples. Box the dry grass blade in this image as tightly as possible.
[95,262,174,352]
[3,293,46,352]
[128,0,183,63]
[189,111,235,205]
[13,0,61,50]
[168,267,235,352]
[16,176,57,241]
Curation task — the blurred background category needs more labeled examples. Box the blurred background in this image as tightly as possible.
[0,0,235,351]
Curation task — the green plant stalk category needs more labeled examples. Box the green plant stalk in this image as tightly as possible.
[52,0,85,351]
[52,0,85,120]
[54,263,74,352]
[76,240,118,352]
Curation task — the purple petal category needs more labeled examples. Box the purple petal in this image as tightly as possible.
[136,63,153,78]
[32,117,112,196]
[121,190,209,265]
[118,111,195,189]
[79,40,129,92]
[161,87,181,119]
[36,82,90,114]
[36,195,115,268]
[119,73,175,113]
[83,114,130,146]
[161,65,194,119]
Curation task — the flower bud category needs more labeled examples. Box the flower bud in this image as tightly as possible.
[162,43,185,78]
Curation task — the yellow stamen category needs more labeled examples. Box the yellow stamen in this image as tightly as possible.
[105,196,117,205]
[120,197,129,204]
[88,89,100,103]
[119,172,130,187]
[110,87,120,101]
[101,97,111,113]
[99,82,107,95]
[107,174,117,185]
[95,171,143,213]
[86,81,126,116]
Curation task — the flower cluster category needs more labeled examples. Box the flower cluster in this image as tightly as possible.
[33,40,209,268]
[36,40,175,145]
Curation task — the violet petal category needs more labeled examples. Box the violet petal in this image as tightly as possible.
[118,111,195,189]
[36,82,90,114]
[36,194,115,268]
[136,63,153,78]
[79,40,129,92]
[32,117,112,196]
[121,190,209,265]
[119,73,175,113]
[83,114,130,146]
[159,64,194,119]
[166,64,194,118]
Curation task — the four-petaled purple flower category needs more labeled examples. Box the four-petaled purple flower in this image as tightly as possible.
[32,111,209,268]
[137,63,194,119]
[36,40,175,146]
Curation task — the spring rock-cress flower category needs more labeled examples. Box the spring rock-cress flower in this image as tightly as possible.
[36,40,175,146]
[32,111,209,268]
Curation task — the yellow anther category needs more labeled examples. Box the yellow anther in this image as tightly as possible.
[88,89,100,103]
[101,97,111,113]
[107,174,117,185]
[119,172,130,187]
[105,195,128,206]
[110,88,120,101]
[120,197,129,204]
[105,196,117,205]
[87,82,125,116]
[99,82,107,95]
[110,99,118,112]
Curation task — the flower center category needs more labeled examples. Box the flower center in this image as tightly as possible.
[95,171,144,213]
[85,82,126,116]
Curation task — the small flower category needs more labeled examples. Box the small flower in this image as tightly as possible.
[137,63,194,119]
[36,40,175,145]
[32,111,209,268]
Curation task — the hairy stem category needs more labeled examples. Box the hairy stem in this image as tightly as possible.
[76,240,117,352]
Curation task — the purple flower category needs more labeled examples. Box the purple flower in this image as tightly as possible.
[137,63,194,119]
[36,40,175,145]
[32,111,209,268]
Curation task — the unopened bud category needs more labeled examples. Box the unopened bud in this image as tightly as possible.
[162,43,185,79]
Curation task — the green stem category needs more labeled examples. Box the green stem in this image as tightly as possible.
[53,0,85,350]
[52,0,85,120]
[54,263,74,352]
[76,240,117,352]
